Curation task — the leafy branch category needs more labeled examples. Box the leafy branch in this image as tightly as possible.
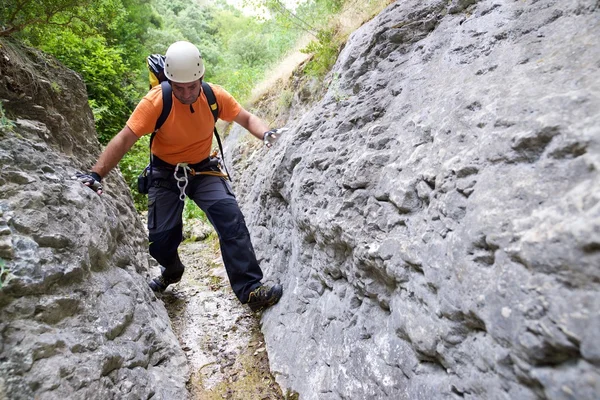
[0,0,99,37]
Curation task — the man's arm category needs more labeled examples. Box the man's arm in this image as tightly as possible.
[92,125,140,178]
[233,108,269,140]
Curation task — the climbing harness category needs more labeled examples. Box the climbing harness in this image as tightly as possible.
[172,158,229,201]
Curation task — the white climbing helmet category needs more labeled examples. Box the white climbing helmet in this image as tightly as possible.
[164,41,205,83]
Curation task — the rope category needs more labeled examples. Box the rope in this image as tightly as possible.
[196,170,229,178]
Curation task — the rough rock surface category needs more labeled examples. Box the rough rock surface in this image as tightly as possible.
[0,40,189,399]
[161,239,284,399]
[227,0,600,399]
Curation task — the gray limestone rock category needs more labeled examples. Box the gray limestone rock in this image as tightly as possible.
[228,0,600,399]
[0,42,189,399]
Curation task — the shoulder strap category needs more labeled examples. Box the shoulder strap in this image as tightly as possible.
[155,80,173,132]
[147,80,173,178]
[202,82,232,181]
[202,82,219,122]
[150,81,173,150]
[149,80,172,151]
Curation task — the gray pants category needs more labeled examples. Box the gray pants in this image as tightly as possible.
[147,167,263,303]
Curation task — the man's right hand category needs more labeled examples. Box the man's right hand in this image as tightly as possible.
[73,172,103,195]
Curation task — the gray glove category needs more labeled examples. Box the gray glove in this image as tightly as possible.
[263,128,288,148]
[73,172,103,194]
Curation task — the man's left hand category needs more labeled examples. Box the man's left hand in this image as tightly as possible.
[263,128,288,148]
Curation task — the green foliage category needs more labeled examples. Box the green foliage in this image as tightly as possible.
[0,0,101,37]
[301,27,340,78]
[15,0,153,143]
[0,103,15,133]
[256,0,345,79]
[119,135,150,212]
[147,0,220,67]
[50,81,62,94]
[317,0,344,14]
[259,0,342,35]
[183,198,208,223]
[34,30,136,143]
[214,66,263,104]
[5,0,351,212]
[229,33,272,67]
[0,258,11,289]
[147,0,300,102]
[212,7,298,101]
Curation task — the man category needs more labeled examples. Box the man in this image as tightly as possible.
[76,40,283,312]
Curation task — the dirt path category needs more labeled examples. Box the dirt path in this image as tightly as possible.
[157,235,284,399]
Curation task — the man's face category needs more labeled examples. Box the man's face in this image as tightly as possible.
[171,80,201,104]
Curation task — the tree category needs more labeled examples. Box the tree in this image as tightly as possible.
[0,0,107,37]
[11,0,155,143]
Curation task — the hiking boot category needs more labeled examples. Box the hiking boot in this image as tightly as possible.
[148,275,180,293]
[247,284,283,312]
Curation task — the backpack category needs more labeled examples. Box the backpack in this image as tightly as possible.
[138,54,230,194]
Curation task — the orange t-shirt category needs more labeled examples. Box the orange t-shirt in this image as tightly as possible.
[126,83,241,164]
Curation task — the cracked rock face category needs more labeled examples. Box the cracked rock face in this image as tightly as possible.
[0,42,188,399]
[229,0,600,399]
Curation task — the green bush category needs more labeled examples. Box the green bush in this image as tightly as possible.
[120,135,150,212]
[1,0,113,37]
[302,27,340,78]
[183,198,208,223]
[0,103,15,133]
[28,29,140,144]
[13,0,154,144]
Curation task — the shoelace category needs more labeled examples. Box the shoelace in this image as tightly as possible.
[173,163,192,201]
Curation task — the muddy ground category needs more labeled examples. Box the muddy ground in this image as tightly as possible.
[155,232,286,399]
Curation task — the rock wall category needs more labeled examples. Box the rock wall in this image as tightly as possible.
[0,40,189,399]
[228,0,600,399]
